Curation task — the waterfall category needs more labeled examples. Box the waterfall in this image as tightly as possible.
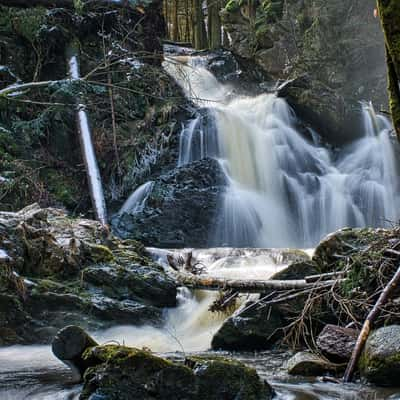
[166,56,400,248]
[119,181,154,214]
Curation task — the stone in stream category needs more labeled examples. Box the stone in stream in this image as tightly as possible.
[359,325,400,386]
[52,325,98,382]
[211,296,285,351]
[81,346,274,400]
[287,351,344,376]
[316,324,359,363]
[51,326,273,400]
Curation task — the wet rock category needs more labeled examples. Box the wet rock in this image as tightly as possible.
[0,205,177,345]
[360,325,400,386]
[112,158,226,248]
[316,324,358,363]
[211,296,285,351]
[312,227,379,271]
[52,325,98,382]
[271,260,318,280]
[277,76,358,145]
[82,264,177,308]
[287,351,343,376]
[80,345,273,400]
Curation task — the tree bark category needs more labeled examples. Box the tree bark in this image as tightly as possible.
[172,271,342,292]
[66,42,108,225]
[377,0,400,139]
[343,264,400,382]
[207,0,221,49]
[193,0,207,49]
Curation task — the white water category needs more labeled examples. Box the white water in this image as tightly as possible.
[164,56,400,248]
[119,181,154,214]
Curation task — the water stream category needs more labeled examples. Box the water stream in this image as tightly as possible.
[3,52,400,398]
[163,55,399,248]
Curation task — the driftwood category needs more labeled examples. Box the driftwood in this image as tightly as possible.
[52,325,98,382]
[173,271,344,292]
[66,43,107,225]
[0,0,136,9]
[343,264,400,382]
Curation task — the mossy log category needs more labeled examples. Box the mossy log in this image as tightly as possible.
[377,0,400,139]
[52,325,98,382]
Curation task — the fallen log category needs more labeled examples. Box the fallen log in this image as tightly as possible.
[173,271,344,292]
[343,264,400,382]
[66,42,107,225]
[52,325,98,382]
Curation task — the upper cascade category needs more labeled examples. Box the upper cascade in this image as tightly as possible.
[164,54,400,248]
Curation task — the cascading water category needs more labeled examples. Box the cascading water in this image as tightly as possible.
[165,56,400,248]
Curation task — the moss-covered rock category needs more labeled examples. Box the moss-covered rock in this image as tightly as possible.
[360,325,400,386]
[0,204,177,345]
[80,345,273,400]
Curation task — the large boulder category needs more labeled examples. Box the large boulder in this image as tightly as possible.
[80,345,273,400]
[112,158,226,248]
[316,324,358,363]
[0,204,177,345]
[360,325,400,386]
[211,296,285,351]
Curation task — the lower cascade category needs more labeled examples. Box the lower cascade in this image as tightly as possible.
[159,56,400,248]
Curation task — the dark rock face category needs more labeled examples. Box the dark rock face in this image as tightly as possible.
[277,76,359,145]
[0,204,177,345]
[80,345,273,400]
[211,298,285,351]
[360,325,400,386]
[222,0,387,107]
[316,324,358,363]
[221,0,387,144]
[112,158,226,248]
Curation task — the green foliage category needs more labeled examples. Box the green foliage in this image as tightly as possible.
[260,0,283,23]
[6,7,47,43]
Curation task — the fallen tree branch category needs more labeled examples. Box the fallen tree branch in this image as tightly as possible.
[343,264,400,382]
[173,271,345,292]
[0,80,67,98]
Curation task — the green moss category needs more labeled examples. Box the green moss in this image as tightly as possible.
[85,244,114,263]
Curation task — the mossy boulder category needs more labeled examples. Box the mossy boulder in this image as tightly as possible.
[0,205,177,345]
[360,325,400,386]
[80,345,273,400]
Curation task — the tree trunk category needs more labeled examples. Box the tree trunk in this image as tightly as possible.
[66,42,108,225]
[377,0,400,139]
[171,0,179,41]
[172,271,342,292]
[193,0,207,49]
[207,0,221,49]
